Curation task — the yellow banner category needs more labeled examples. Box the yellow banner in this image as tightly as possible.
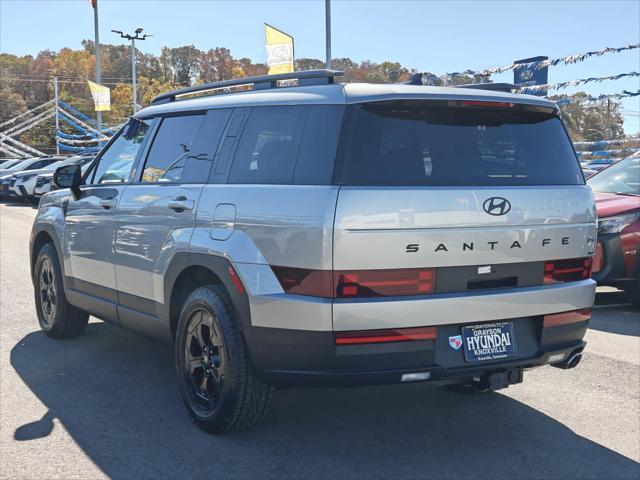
[87,80,111,111]
[265,24,294,75]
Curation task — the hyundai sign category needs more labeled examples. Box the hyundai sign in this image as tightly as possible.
[514,56,548,96]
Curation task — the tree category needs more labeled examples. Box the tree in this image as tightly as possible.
[166,45,201,85]
[551,92,625,141]
[0,41,633,157]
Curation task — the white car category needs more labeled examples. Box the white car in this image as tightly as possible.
[33,157,95,199]
[15,155,94,201]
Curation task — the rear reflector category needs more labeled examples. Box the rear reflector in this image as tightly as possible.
[543,257,592,284]
[227,266,246,294]
[272,266,436,298]
[543,308,592,327]
[335,326,437,345]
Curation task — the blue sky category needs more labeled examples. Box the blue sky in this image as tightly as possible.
[1,0,639,132]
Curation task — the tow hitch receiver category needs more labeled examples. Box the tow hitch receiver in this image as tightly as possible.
[473,368,523,391]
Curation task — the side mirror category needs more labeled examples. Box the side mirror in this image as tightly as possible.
[53,164,82,200]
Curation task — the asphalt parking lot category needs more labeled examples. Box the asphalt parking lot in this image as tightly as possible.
[1,200,639,480]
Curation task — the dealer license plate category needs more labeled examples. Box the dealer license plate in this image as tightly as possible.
[461,322,517,363]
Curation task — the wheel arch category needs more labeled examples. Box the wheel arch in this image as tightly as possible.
[30,225,64,284]
[164,253,252,342]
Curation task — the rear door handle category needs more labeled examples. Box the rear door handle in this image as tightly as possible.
[99,198,117,209]
[168,197,194,212]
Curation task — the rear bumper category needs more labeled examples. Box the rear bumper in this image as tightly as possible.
[248,317,589,387]
[333,279,595,331]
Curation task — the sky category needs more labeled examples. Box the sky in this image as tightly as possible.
[1,0,639,132]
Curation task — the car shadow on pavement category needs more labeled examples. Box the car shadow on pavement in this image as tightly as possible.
[590,307,640,336]
[10,322,640,480]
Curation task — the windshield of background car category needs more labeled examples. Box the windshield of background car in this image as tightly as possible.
[588,156,640,195]
[336,102,583,186]
[5,159,34,171]
[0,160,21,169]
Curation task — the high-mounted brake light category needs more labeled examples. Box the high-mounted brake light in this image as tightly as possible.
[271,266,436,298]
[335,326,437,345]
[543,308,592,327]
[460,100,515,108]
[543,257,592,284]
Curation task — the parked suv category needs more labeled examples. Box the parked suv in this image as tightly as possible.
[588,153,640,305]
[31,70,596,434]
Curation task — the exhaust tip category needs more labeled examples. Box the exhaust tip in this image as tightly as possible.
[567,353,582,369]
[551,351,583,370]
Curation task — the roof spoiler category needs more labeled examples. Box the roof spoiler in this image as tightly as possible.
[403,74,520,93]
[151,69,344,105]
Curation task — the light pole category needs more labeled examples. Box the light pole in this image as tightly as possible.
[325,0,332,68]
[111,28,152,114]
[93,0,102,130]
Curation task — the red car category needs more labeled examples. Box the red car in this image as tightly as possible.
[588,154,640,306]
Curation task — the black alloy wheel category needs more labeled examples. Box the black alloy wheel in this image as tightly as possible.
[175,285,272,433]
[183,309,226,413]
[38,257,57,328]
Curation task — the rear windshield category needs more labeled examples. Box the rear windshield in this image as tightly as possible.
[336,102,583,186]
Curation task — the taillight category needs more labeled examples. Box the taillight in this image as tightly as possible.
[270,266,333,297]
[335,268,435,298]
[543,257,592,284]
[271,266,436,298]
[335,326,437,345]
[592,243,604,273]
[543,308,592,327]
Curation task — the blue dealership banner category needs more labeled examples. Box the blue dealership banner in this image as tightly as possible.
[514,56,548,96]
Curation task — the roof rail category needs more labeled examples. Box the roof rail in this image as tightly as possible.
[151,69,344,105]
[455,83,520,93]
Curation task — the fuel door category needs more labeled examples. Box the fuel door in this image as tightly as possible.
[211,203,236,240]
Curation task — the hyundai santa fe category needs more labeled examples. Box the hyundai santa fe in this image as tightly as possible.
[31,70,597,433]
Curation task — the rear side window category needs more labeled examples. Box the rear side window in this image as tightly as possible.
[336,102,583,186]
[228,106,308,184]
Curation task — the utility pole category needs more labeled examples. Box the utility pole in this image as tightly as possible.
[325,0,332,69]
[93,0,102,131]
[607,98,612,139]
[54,77,60,154]
[112,28,152,114]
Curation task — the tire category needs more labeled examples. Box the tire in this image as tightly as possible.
[34,243,89,338]
[175,285,273,434]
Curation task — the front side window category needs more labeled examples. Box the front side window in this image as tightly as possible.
[228,106,308,184]
[92,120,151,184]
[141,115,206,183]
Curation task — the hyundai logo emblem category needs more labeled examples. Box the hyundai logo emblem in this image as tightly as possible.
[483,197,511,216]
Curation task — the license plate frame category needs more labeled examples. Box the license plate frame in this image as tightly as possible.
[461,321,517,363]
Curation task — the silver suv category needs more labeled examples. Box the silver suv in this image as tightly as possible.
[30,70,596,433]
